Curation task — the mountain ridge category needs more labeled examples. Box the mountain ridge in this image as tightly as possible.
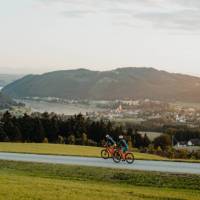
[2,67,200,102]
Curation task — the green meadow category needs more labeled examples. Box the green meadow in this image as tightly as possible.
[0,160,200,200]
[0,142,166,161]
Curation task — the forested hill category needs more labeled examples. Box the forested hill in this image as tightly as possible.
[0,92,18,109]
[2,67,200,102]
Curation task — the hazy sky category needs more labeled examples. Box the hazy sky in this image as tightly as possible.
[1,0,200,75]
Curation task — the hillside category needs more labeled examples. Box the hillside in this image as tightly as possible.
[0,92,18,109]
[2,67,200,102]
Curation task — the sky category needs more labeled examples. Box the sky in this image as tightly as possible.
[0,0,200,75]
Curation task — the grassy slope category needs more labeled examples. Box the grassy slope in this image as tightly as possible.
[1,143,199,163]
[0,160,200,200]
[0,142,166,161]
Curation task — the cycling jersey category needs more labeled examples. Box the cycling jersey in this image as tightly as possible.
[118,139,128,153]
[105,135,116,147]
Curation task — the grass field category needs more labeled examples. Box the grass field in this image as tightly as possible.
[0,160,200,200]
[0,142,167,161]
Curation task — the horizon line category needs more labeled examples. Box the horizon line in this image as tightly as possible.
[0,66,200,78]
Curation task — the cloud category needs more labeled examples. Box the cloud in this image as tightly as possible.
[173,0,200,8]
[134,9,200,31]
[62,10,96,18]
[39,0,200,31]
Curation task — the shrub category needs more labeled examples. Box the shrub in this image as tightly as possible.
[156,146,162,156]
[175,149,189,159]
[81,133,88,145]
[165,147,175,159]
[191,150,200,160]
[43,137,48,143]
[57,135,65,144]
[67,134,76,145]
[147,144,156,154]
[153,135,171,150]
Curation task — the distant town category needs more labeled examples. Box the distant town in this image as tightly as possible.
[6,96,200,129]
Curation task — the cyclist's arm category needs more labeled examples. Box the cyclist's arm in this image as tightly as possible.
[123,140,129,148]
[110,138,116,145]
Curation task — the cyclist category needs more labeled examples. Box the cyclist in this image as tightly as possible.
[118,135,128,153]
[105,134,116,147]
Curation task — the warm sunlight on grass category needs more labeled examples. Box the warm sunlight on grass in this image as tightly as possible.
[0,160,200,200]
[1,174,199,200]
[0,142,166,161]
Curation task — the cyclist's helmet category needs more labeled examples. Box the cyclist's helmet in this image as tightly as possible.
[119,135,123,139]
[106,134,109,138]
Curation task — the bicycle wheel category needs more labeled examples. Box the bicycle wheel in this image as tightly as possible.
[101,149,109,159]
[125,152,134,164]
[112,150,121,163]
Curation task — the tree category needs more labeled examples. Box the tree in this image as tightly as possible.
[132,130,144,148]
[0,125,7,142]
[153,135,171,150]
[67,134,75,144]
[32,118,45,142]
[3,120,21,142]
[143,134,151,147]
[126,135,133,149]
[81,133,88,145]
[88,120,106,146]
[41,114,58,143]
[127,127,133,136]
[1,111,12,122]
[19,114,34,142]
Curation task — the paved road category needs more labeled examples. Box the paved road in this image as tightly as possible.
[0,152,200,174]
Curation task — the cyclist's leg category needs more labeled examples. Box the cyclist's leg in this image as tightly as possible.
[122,147,128,153]
[123,147,129,160]
[121,147,126,160]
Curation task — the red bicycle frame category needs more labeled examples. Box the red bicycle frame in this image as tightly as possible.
[117,148,126,160]
[104,144,116,156]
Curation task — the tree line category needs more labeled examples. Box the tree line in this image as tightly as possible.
[0,111,153,147]
[0,111,200,149]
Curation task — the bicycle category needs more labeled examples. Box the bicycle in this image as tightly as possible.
[112,148,134,164]
[101,144,117,159]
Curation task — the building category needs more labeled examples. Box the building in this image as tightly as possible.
[188,138,200,146]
